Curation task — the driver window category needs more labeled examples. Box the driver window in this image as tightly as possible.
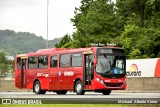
[116,60,124,70]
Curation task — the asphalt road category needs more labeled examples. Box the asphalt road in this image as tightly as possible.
[0,92,160,98]
[0,92,160,104]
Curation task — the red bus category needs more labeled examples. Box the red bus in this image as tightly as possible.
[14,46,126,95]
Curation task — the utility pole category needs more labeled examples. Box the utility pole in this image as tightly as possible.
[46,0,49,48]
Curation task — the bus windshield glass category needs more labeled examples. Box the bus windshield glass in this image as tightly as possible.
[96,48,125,75]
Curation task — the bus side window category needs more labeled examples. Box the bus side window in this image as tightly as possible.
[71,53,82,67]
[38,56,48,69]
[28,57,37,69]
[60,54,70,68]
[50,56,58,68]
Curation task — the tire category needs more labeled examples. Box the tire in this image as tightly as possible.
[75,80,85,95]
[33,81,46,94]
[56,90,67,95]
[56,91,61,95]
[102,90,111,95]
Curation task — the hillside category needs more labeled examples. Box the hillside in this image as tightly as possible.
[0,29,61,56]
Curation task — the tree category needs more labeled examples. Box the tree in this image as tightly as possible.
[116,0,160,58]
[0,52,10,78]
[116,0,160,28]
[71,0,118,47]
[120,25,160,58]
[55,34,72,48]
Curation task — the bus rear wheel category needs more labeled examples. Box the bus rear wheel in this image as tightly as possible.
[102,90,111,95]
[75,80,85,95]
[34,81,46,94]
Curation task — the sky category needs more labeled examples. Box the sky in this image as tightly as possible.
[0,0,81,40]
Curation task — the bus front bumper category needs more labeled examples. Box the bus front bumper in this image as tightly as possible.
[91,78,126,90]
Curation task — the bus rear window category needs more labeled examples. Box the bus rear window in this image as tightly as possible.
[17,58,21,70]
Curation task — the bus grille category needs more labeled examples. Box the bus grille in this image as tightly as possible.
[105,83,123,87]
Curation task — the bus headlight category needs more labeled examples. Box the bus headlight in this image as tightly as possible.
[124,79,126,83]
[96,78,104,84]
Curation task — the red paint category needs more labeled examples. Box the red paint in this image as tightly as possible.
[154,58,160,77]
[130,64,138,71]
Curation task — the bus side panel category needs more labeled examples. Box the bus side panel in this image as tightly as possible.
[38,77,50,90]
[58,67,84,90]
[70,67,84,90]
[59,68,70,90]
[49,69,60,90]
[15,70,21,89]
[26,69,37,89]
[36,68,50,90]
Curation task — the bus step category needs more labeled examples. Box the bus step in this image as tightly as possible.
[85,85,91,89]
[84,89,91,91]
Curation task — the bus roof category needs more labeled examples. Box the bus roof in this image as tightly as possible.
[37,48,69,53]
[16,46,123,58]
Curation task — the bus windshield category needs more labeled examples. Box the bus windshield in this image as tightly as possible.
[96,48,125,75]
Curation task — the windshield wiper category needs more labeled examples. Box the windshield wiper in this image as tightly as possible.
[104,70,110,74]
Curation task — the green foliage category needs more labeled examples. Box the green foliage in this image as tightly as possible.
[129,49,142,59]
[116,0,160,58]
[120,25,160,58]
[71,0,118,47]
[116,0,160,27]
[55,34,72,48]
[0,30,61,56]
[0,52,10,76]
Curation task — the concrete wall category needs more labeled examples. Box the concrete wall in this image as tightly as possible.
[0,80,31,92]
[124,77,160,92]
[0,78,160,92]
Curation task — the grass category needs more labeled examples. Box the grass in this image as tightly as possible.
[1,104,160,107]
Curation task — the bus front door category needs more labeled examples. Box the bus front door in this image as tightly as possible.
[84,54,93,90]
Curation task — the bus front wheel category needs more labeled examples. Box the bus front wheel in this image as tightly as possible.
[102,90,111,95]
[34,81,46,94]
[75,80,85,95]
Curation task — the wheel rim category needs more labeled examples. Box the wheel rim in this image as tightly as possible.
[35,83,39,93]
[76,83,82,93]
